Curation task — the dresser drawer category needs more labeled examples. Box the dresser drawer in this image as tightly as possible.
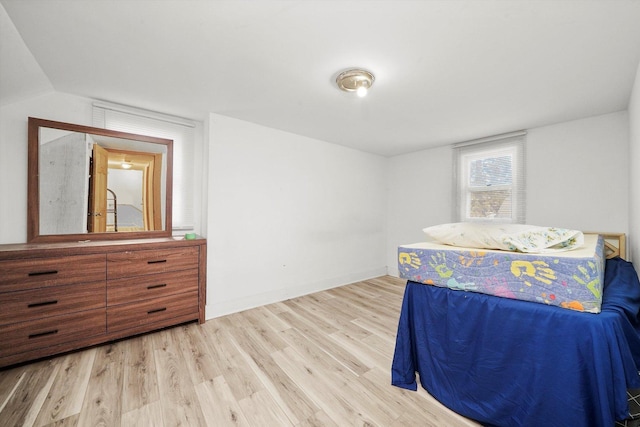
[0,254,106,292]
[0,281,106,326]
[107,290,198,332]
[107,269,198,306]
[107,247,199,279]
[0,309,106,357]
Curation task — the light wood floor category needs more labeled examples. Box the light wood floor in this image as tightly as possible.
[0,276,480,426]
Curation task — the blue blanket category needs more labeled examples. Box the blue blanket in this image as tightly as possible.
[391,257,640,427]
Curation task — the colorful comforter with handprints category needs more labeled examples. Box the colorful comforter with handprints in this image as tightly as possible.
[398,234,605,313]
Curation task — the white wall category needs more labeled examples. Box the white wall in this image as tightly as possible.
[386,145,453,276]
[206,114,388,318]
[386,111,630,275]
[527,112,629,231]
[629,61,640,261]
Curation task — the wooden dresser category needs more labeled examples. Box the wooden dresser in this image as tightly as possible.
[0,237,206,368]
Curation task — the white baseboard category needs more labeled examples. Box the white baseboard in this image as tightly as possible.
[205,267,387,320]
[387,265,400,277]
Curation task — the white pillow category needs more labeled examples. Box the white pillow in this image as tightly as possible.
[422,222,584,253]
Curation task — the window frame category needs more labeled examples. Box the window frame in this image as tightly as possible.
[454,132,526,224]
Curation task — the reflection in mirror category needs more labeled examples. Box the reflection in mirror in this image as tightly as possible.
[28,117,173,243]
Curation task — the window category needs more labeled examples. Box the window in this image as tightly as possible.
[93,101,197,231]
[453,131,526,223]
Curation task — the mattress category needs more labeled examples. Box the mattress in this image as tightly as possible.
[398,233,605,313]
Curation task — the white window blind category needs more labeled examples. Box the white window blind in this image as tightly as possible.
[93,102,196,231]
[453,131,526,224]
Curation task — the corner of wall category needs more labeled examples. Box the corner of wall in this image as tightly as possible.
[628,60,640,262]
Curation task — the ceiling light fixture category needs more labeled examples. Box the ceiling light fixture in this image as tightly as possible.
[336,68,375,97]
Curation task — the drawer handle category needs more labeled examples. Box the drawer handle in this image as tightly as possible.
[147,307,167,315]
[147,260,167,264]
[28,300,58,308]
[147,283,167,290]
[28,270,58,277]
[29,329,59,339]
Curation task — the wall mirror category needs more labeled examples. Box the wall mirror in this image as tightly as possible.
[28,117,173,243]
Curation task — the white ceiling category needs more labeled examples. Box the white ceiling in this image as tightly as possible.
[2,0,640,157]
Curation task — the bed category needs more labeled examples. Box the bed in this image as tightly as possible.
[391,231,640,427]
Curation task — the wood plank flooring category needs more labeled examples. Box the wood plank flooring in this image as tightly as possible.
[0,276,481,426]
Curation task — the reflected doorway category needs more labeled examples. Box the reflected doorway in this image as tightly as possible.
[88,147,163,232]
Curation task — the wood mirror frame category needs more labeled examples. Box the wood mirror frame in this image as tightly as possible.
[28,117,173,243]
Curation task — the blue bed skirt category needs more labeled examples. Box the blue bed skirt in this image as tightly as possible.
[391,257,640,427]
